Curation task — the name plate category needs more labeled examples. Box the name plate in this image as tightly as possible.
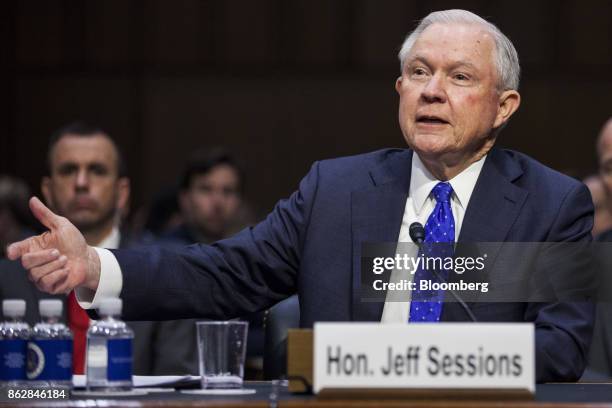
[313,323,534,395]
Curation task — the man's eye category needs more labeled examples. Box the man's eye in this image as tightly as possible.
[223,188,238,197]
[413,68,427,76]
[89,164,109,176]
[57,166,77,176]
[454,73,469,81]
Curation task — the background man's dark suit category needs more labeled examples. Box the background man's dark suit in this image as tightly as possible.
[583,229,612,380]
[106,148,593,382]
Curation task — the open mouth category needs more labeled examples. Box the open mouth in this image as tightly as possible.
[416,115,449,125]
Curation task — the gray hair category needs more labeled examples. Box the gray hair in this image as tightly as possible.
[398,9,520,91]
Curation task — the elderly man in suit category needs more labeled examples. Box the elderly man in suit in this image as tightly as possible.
[7,10,594,382]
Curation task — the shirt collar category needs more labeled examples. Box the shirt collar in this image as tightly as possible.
[410,153,486,216]
[97,227,121,249]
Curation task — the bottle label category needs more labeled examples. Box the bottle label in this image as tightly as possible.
[27,339,73,380]
[107,339,132,381]
[0,339,27,381]
[87,342,107,368]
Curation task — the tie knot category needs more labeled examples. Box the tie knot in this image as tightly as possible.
[432,182,453,204]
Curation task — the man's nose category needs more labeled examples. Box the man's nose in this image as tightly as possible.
[421,73,446,103]
[211,190,226,205]
[75,170,89,189]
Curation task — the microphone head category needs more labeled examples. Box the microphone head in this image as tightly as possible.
[409,222,426,244]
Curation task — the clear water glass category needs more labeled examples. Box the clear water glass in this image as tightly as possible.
[196,321,248,389]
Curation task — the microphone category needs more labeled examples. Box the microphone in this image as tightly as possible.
[408,222,478,322]
[409,222,426,245]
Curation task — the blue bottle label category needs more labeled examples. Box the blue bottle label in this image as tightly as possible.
[0,339,27,381]
[27,339,73,380]
[107,339,132,381]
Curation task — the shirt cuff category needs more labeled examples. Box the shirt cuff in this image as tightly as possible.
[75,247,123,309]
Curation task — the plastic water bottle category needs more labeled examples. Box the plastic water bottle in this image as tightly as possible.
[86,298,133,391]
[28,300,73,389]
[0,300,31,389]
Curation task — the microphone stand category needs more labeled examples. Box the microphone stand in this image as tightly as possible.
[409,222,478,323]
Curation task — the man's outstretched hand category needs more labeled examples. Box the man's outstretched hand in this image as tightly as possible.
[6,197,101,295]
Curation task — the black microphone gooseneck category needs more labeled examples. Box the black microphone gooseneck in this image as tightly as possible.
[408,222,478,322]
[408,222,426,246]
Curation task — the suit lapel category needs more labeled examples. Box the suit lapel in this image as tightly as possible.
[458,148,528,244]
[447,148,529,309]
[351,150,412,321]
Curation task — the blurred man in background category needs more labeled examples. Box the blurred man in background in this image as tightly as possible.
[163,149,244,245]
[156,149,263,376]
[0,122,160,374]
[596,118,612,240]
[583,174,612,236]
[585,117,612,380]
[583,119,612,237]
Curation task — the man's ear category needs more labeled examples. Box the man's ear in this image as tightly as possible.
[41,177,53,208]
[493,90,521,129]
[116,177,130,215]
[395,76,403,94]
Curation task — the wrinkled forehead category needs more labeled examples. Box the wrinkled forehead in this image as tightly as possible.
[406,22,497,70]
[50,134,119,170]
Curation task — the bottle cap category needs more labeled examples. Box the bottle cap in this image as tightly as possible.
[98,298,122,316]
[39,299,63,318]
[3,299,26,318]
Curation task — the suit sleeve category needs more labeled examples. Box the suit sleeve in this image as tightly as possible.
[111,162,321,321]
[528,182,596,382]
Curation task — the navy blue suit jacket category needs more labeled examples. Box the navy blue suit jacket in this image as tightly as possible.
[113,147,595,382]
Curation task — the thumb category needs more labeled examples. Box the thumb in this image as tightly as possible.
[6,239,30,261]
[29,196,60,230]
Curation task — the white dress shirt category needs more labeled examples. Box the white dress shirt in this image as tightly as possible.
[380,153,485,323]
[76,227,123,309]
[78,154,486,316]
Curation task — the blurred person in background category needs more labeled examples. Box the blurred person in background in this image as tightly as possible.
[583,174,612,236]
[584,117,612,380]
[1,122,161,375]
[154,149,263,376]
[583,119,612,237]
[163,148,246,244]
[596,118,612,241]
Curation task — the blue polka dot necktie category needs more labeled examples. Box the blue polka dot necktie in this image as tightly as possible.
[409,181,455,323]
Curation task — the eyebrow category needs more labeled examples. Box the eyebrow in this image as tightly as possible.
[406,55,481,72]
[56,161,110,171]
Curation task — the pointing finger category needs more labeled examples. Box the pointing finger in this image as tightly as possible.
[29,197,60,230]
[6,239,30,261]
